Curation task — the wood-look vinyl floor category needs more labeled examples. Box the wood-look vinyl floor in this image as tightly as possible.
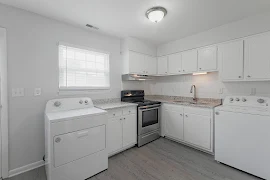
[6,138,262,180]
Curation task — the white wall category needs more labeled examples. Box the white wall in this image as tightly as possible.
[158,11,270,56]
[146,72,270,99]
[0,3,128,172]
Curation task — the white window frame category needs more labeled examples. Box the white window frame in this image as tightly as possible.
[58,42,111,91]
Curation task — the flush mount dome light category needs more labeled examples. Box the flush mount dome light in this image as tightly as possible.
[146,6,167,23]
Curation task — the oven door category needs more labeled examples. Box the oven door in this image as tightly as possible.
[138,105,160,135]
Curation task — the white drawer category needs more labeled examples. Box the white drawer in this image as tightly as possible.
[162,103,184,113]
[108,109,122,118]
[122,107,136,115]
[184,107,211,116]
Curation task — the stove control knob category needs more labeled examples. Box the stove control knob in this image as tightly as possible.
[230,98,234,102]
[257,99,265,103]
[235,98,240,101]
[242,98,247,102]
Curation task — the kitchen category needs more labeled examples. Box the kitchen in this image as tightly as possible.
[0,0,270,180]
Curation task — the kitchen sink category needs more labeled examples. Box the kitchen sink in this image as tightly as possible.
[173,101,209,105]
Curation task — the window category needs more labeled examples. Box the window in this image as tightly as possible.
[58,43,110,90]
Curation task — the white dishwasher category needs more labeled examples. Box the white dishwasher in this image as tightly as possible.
[45,97,108,180]
[215,96,270,180]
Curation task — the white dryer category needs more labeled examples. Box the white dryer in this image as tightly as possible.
[45,97,108,180]
[215,96,270,180]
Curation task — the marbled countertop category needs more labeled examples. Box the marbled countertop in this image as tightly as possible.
[145,95,222,109]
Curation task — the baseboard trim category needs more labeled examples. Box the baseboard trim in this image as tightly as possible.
[8,160,44,178]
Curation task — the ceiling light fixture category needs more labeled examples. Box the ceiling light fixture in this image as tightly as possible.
[146,6,167,23]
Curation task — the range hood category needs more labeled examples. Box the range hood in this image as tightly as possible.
[122,74,152,81]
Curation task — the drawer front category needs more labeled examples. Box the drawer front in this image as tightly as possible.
[184,107,211,116]
[54,125,106,167]
[122,107,136,115]
[162,103,184,113]
[108,109,122,118]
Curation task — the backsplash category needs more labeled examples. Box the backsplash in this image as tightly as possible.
[142,72,270,98]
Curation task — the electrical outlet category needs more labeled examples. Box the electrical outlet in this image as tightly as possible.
[12,88,24,97]
[34,88,42,96]
[219,88,223,94]
[250,88,257,95]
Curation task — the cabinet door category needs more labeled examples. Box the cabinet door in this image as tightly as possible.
[129,51,145,74]
[122,114,137,147]
[168,53,182,74]
[184,114,211,150]
[245,33,270,80]
[145,55,157,75]
[165,110,184,141]
[157,56,168,75]
[219,40,244,81]
[181,50,198,73]
[198,46,217,71]
[107,117,123,154]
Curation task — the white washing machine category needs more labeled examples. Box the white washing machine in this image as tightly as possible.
[215,96,270,180]
[45,97,108,180]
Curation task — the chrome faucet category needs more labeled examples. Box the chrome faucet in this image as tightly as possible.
[190,85,196,101]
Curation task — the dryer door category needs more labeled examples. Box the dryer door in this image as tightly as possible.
[54,125,106,167]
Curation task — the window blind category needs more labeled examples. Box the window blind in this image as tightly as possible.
[58,44,110,90]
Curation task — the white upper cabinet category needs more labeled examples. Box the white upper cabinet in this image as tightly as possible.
[198,46,217,71]
[245,32,270,80]
[168,53,182,74]
[158,56,168,75]
[121,37,157,75]
[219,40,244,81]
[145,55,157,75]
[129,51,145,74]
[181,50,198,73]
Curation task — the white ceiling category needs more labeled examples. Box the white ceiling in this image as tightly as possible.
[1,0,270,45]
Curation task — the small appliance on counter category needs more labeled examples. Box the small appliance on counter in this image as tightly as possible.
[121,90,161,147]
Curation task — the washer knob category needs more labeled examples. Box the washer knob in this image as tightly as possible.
[54,101,61,107]
[79,100,83,104]
[235,98,240,101]
[230,98,234,102]
[85,100,88,104]
[257,99,265,103]
[242,98,247,102]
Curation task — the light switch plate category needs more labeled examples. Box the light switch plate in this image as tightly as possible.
[12,88,24,97]
[34,88,42,96]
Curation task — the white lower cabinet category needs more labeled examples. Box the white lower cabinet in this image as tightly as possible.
[164,109,184,141]
[107,107,137,156]
[184,113,211,150]
[162,103,213,153]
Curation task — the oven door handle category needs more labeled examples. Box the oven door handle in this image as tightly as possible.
[139,106,160,111]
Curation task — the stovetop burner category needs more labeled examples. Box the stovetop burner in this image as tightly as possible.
[130,100,161,106]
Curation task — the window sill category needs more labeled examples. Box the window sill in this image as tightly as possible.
[58,87,110,96]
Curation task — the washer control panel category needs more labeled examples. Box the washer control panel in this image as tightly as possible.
[45,97,94,113]
[223,96,269,107]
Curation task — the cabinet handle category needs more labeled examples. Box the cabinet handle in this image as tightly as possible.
[178,70,181,72]
[215,112,219,115]
[113,113,115,116]
[180,114,183,116]
[183,70,185,71]
[199,68,202,70]
[185,115,188,117]
[247,75,251,78]
[120,118,122,120]
[123,118,126,120]
[165,72,167,73]
[238,76,241,78]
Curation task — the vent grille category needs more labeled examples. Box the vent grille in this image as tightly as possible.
[86,24,99,30]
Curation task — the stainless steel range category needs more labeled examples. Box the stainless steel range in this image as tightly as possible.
[121,90,161,147]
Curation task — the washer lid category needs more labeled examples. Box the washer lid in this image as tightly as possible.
[46,107,107,122]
